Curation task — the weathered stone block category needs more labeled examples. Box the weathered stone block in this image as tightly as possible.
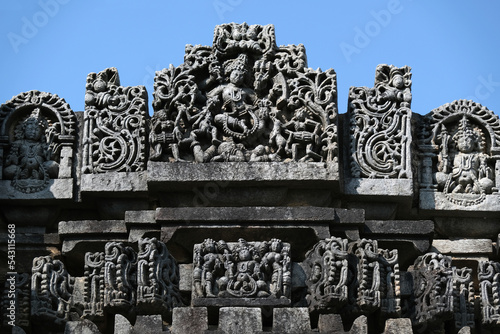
[171,307,208,334]
[114,314,132,334]
[132,315,163,333]
[318,313,345,333]
[272,307,311,333]
[431,239,492,254]
[64,320,102,334]
[382,318,412,334]
[218,307,262,334]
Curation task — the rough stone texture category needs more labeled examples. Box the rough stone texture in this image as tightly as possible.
[171,307,208,334]
[80,172,148,193]
[318,314,346,333]
[431,239,492,254]
[64,320,102,334]
[58,220,127,236]
[272,308,311,333]
[114,314,132,334]
[218,307,262,334]
[132,315,164,334]
[382,318,412,334]
[349,315,368,334]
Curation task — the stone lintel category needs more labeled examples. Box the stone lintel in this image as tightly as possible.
[0,179,73,200]
[125,210,156,224]
[156,207,364,224]
[193,297,290,307]
[59,220,127,236]
[81,172,148,193]
[431,239,493,255]
[148,161,338,187]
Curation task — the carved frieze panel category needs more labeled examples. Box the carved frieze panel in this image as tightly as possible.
[304,238,400,318]
[419,100,500,210]
[151,23,338,164]
[192,238,291,304]
[347,64,412,179]
[410,252,474,332]
[83,67,149,173]
[0,90,76,194]
[31,256,73,328]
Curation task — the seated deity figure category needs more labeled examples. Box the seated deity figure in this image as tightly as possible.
[3,108,59,192]
[439,116,494,195]
[208,54,258,139]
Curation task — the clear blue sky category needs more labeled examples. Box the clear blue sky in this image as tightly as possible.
[1,1,499,116]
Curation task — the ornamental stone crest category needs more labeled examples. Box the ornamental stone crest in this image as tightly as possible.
[83,67,149,173]
[192,238,291,305]
[419,100,500,210]
[150,23,338,163]
[0,90,76,194]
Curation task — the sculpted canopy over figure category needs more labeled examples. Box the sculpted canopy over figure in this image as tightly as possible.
[151,23,338,163]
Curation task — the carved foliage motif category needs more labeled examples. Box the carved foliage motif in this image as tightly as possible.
[304,238,399,318]
[419,100,500,206]
[411,252,474,331]
[193,238,291,300]
[151,23,337,163]
[83,67,148,173]
[348,64,412,178]
[31,256,73,328]
[479,261,500,326]
[0,90,76,193]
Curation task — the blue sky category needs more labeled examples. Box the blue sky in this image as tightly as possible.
[1,1,499,116]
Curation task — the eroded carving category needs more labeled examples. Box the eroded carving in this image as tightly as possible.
[479,261,500,327]
[151,23,337,163]
[83,67,149,173]
[82,251,104,320]
[193,238,291,301]
[347,64,412,178]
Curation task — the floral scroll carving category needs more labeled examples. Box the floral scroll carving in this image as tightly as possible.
[150,23,337,163]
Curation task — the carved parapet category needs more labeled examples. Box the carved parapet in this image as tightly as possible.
[410,252,474,332]
[304,237,400,319]
[192,238,291,307]
[149,23,338,189]
[418,100,500,213]
[344,65,413,199]
[31,256,74,329]
[0,90,77,199]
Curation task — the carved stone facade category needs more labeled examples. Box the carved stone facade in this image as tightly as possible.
[1,23,499,334]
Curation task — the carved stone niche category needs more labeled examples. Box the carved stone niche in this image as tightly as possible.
[81,67,149,195]
[418,100,500,212]
[192,238,292,307]
[343,65,413,201]
[148,23,338,190]
[0,90,77,199]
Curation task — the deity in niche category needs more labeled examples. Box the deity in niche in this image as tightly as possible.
[435,115,494,201]
[3,108,59,193]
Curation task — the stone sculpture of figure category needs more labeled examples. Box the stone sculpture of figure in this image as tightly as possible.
[283,107,322,161]
[3,108,59,192]
[261,238,290,298]
[437,116,494,195]
[208,54,259,139]
[193,238,225,298]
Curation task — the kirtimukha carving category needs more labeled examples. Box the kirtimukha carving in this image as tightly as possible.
[479,261,500,327]
[83,67,149,173]
[151,23,337,163]
[136,238,182,316]
[0,90,76,193]
[410,252,474,332]
[31,256,73,328]
[347,64,412,179]
[419,100,500,207]
[192,238,291,301]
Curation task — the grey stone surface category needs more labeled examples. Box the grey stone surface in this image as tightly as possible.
[218,307,262,334]
[132,315,164,333]
[457,326,471,334]
[171,307,208,334]
[125,210,156,223]
[431,239,492,254]
[318,314,346,333]
[344,178,413,197]
[58,220,127,236]
[272,308,311,333]
[179,263,193,292]
[382,318,412,334]
[349,315,368,334]
[114,314,133,334]
[64,320,102,334]
[0,178,73,199]
[364,220,434,236]
[81,172,148,193]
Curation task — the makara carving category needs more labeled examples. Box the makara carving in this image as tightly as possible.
[347,64,412,178]
[83,67,149,173]
[419,100,500,206]
[410,252,474,332]
[0,90,76,193]
[193,238,291,300]
[151,23,338,163]
[304,238,400,318]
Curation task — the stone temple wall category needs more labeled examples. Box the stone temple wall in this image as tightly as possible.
[0,23,499,334]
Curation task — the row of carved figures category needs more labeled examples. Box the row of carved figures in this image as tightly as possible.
[3,237,500,333]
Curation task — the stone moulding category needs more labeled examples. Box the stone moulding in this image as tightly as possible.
[419,99,500,212]
[344,65,413,199]
[0,90,76,199]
